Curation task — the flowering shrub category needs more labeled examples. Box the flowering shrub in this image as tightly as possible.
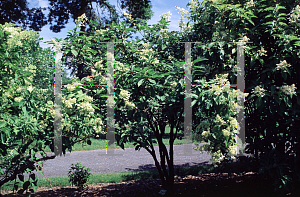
[0,22,105,195]
[68,162,91,188]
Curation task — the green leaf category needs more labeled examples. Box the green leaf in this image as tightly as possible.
[135,145,142,151]
[274,95,280,104]
[282,72,287,80]
[148,79,156,85]
[0,121,7,128]
[14,184,19,191]
[19,98,25,107]
[18,174,24,182]
[138,79,144,87]
[87,140,91,145]
[22,106,28,117]
[23,181,30,190]
[191,99,198,107]
[71,49,78,57]
[17,189,25,194]
[255,98,262,107]
[193,57,208,64]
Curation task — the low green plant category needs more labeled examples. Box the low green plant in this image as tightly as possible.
[67,162,91,188]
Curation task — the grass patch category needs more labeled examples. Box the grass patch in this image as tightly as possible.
[0,153,259,195]
[42,124,192,153]
[0,163,218,194]
[1,125,212,194]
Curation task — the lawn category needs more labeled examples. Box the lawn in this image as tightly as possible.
[42,124,195,153]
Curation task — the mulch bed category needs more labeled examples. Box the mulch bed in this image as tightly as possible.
[2,171,300,197]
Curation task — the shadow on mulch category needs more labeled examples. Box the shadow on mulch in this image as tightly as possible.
[3,172,300,197]
[2,157,300,197]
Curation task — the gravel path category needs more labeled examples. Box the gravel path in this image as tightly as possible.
[21,143,212,179]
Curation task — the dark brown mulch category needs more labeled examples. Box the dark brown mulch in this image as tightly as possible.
[2,171,300,197]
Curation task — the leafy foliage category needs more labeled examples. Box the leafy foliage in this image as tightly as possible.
[68,162,91,188]
[179,0,300,195]
[0,23,104,196]
[53,6,247,195]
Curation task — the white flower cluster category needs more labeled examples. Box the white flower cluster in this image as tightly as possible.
[75,13,88,27]
[211,150,225,164]
[215,114,226,126]
[160,11,172,22]
[201,130,210,138]
[188,0,198,11]
[66,85,76,92]
[49,109,55,117]
[238,36,250,45]
[228,100,243,114]
[95,28,110,36]
[210,84,223,96]
[4,26,19,38]
[115,61,130,71]
[251,85,266,97]
[14,97,23,103]
[120,89,131,101]
[95,118,103,125]
[258,47,268,56]
[125,100,136,110]
[288,5,300,24]
[227,117,238,130]
[222,128,231,137]
[276,60,292,72]
[119,89,136,110]
[85,96,93,102]
[93,118,104,134]
[245,0,255,8]
[27,86,34,93]
[175,6,189,31]
[171,81,177,88]
[100,75,107,84]
[228,144,237,156]
[62,97,77,108]
[138,43,156,62]
[3,24,39,49]
[79,102,94,114]
[222,83,231,93]
[215,73,229,85]
[123,11,135,25]
[280,84,297,96]
[16,86,23,93]
[94,60,103,71]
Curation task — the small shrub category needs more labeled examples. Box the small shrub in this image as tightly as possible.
[68,162,91,188]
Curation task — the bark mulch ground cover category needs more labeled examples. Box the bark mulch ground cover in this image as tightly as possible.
[2,171,300,197]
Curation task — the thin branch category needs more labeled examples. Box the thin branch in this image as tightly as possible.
[0,155,56,187]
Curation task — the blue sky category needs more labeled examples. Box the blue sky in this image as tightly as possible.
[27,0,197,50]
[26,0,198,77]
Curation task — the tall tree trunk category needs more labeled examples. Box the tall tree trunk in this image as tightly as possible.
[168,124,175,195]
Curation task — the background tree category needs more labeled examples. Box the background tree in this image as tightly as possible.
[0,0,48,31]
[178,0,300,194]
[0,0,154,80]
[47,0,154,80]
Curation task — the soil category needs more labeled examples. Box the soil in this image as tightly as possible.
[2,171,300,197]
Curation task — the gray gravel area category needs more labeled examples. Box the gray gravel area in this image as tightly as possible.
[20,143,212,179]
